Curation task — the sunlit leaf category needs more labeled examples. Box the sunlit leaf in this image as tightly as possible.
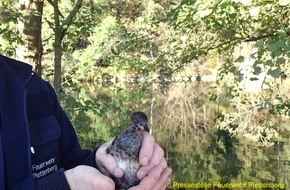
[23,14,32,20]
[249,7,259,17]
[235,56,244,63]
[33,11,42,17]
[276,57,285,64]
[268,44,278,52]
[274,50,282,56]
[278,0,290,6]
[227,6,236,14]
[267,69,280,78]
[253,66,262,74]
[198,9,212,17]
[66,97,76,107]
[275,40,286,48]
[239,0,251,5]
[229,66,236,73]
[256,40,264,47]
[265,60,273,66]
[277,29,287,38]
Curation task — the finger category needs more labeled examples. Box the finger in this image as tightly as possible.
[95,138,114,167]
[151,167,172,190]
[137,144,164,179]
[96,138,124,178]
[160,158,167,168]
[129,165,163,190]
[139,132,155,165]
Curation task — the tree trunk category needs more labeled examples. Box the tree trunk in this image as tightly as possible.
[17,0,43,76]
[54,35,62,91]
[53,0,62,91]
[51,0,83,91]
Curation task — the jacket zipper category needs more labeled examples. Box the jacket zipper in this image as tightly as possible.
[22,72,34,177]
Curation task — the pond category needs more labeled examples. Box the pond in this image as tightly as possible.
[60,81,290,190]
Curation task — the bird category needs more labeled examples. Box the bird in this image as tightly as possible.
[106,111,149,190]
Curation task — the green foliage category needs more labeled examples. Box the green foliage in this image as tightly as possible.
[0,1,20,56]
[170,0,290,138]
[1,0,290,145]
[58,85,110,147]
[61,0,107,52]
[66,15,120,81]
[58,82,152,148]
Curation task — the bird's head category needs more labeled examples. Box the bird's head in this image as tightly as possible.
[130,111,149,132]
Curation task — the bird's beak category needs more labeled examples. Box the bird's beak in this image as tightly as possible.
[143,124,149,133]
[137,124,150,132]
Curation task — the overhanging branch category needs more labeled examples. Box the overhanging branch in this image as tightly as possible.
[47,0,64,18]
[244,33,276,42]
[209,29,290,51]
[61,0,83,33]
[44,17,55,30]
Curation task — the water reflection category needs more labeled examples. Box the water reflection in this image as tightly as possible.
[61,82,289,190]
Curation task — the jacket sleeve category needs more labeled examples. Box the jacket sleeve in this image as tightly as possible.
[36,168,70,190]
[13,169,70,190]
[47,81,98,169]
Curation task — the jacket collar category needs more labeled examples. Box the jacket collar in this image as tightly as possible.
[0,55,33,86]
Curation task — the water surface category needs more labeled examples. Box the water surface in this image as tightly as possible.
[61,82,290,190]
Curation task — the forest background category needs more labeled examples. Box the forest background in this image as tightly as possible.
[1,0,290,187]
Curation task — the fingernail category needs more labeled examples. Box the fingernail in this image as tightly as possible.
[141,156,149,165]
[113,167,124,178]
[137,169,147,179]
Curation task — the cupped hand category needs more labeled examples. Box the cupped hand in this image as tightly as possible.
[64,165,115,190]
[95,138,124,178]
[131,132,172,190]
[129,165,172,190]
[95,133,172,190]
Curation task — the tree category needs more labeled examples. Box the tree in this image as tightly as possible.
[1,0,84,82]
[16,0,43,76]
[169,0,290,140]
[47,0,83,91]
[69,0,289,141]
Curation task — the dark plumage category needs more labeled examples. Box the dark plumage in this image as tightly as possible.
[106,112,149,190]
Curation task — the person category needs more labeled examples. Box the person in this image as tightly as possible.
[0,54,172,190]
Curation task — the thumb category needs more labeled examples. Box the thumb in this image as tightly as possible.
[96,139,124,178]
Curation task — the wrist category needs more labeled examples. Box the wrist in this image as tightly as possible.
[37,168,70,190]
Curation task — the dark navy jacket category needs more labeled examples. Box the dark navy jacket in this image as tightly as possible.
[0,55,97,189]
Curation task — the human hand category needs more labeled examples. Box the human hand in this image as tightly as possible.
[64,165,115,190]
[95,133,172,190]
[95,139,125,178]
[129,165,172,190]
[130,132,172,190]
